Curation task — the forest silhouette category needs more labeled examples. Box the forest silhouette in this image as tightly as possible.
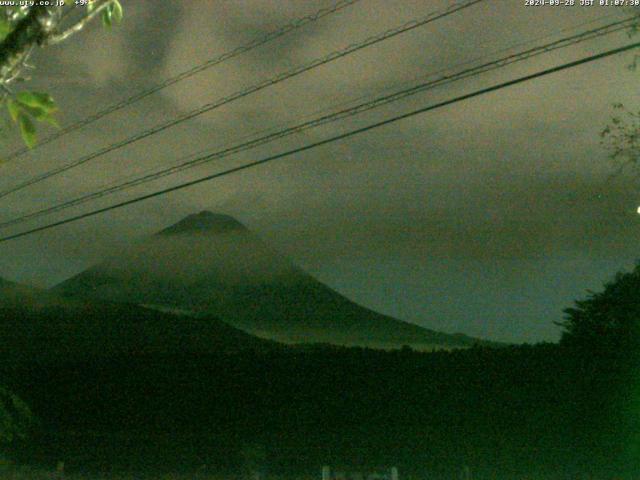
[0,263,637,479]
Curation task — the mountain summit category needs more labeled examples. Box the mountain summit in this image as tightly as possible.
[53,212,482,349]
[157,211,245,236]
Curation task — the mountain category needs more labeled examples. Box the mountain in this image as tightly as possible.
[0,275,276,364]
[52,211,484,349]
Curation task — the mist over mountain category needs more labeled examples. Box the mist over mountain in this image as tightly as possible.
[53,211,486,349]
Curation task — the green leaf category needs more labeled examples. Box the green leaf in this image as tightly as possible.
[101,1,123,29]
[6,99,21,123]
[21,104,58,126]
[16,91,56,113]
[0,18,11,42]
[101,7,113,28]
[18,104,45,119]
[112,0,123,23]
[17,113,36,148]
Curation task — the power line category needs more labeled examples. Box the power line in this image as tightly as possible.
[0,0,485,200]
[3,0,364,161]
[1,40,637,244]
[0,16,633,230]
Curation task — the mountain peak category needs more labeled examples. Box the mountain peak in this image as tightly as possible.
[157,211,246,236]
[53,211,488,350]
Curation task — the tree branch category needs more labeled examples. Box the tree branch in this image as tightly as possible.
[46,0,115,45]
[0,2,115,84]
[0,6,52,83]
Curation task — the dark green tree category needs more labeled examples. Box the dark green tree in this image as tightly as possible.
[557,262,640,350]
[557,263,640,476]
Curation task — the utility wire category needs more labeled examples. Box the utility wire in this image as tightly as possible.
[0,40,638,244]
[0,16,632,230]
[3,0,363,161]
[0,0,485,200]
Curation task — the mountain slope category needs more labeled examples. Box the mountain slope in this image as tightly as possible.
[0,276,276,363]
[53,211,484,349]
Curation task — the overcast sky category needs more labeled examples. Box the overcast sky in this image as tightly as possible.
[0,0,639,343]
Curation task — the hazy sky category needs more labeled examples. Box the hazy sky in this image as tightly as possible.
[0,0,639,342]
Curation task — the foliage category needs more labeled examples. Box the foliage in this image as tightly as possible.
[556,263,640,475]
[0,18,11,44]
[5,91,58,148]
[0,1,124,150]
[2,343,633,478]
[557,261,640,351]
[87,0,124,28]
[99,0,124,28]
[600,103,640,168]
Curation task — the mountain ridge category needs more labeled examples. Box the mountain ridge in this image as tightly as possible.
[53,211,490,349]
[157,211,245,236]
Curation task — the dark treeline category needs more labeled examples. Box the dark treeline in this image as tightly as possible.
[3,262,640,479]
[0,341,636,479]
